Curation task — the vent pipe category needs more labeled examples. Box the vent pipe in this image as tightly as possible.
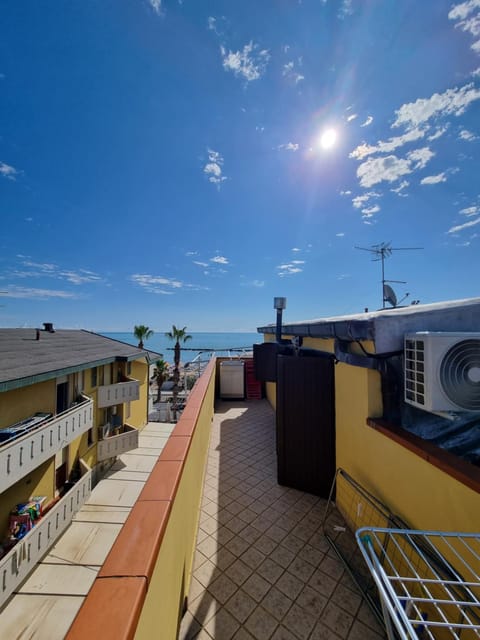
[273,297,287,343]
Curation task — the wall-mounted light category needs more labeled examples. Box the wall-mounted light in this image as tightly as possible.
[274,297,287,342]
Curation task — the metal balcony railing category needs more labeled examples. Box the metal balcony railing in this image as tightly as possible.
[0,397,94,494]
[97,378,140,408]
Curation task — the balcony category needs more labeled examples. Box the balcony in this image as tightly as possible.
[97,378,139,408]
[97,424,139,462]
[0,460,92,609]
[0,397,94,494]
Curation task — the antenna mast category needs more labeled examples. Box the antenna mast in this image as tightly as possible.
[355,242,423,308]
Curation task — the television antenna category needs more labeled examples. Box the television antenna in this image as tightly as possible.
[355,242,423,308]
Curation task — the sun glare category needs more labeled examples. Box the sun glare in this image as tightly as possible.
[319,128,337,150]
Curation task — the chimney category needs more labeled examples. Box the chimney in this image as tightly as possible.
[43,322,55,333]
[36,329,40,340]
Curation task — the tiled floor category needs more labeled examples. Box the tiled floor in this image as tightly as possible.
[179,400,386,640]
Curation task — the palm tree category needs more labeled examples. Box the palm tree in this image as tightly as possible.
[133,325,154,349]
[153,359,169,404]
[165,325,192,418]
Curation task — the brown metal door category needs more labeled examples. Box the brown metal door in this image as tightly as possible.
[276,353,335,497]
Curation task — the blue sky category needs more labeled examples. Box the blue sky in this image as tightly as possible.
[1,0,480,332]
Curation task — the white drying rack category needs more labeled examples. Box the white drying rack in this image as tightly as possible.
[356,527,480,640]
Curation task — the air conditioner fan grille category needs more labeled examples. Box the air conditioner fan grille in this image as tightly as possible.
[439,339,480,411]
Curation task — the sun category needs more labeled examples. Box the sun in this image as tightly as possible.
[319,128,337,150]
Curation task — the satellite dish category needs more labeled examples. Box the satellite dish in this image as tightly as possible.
[383,284,397,307]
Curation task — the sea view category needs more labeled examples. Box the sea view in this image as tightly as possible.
[100,331,260,364]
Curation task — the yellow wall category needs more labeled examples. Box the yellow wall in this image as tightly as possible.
[0,459,54,535]
[0,380,56,429]
[263,333,480,534]
[128,359,149,429]
[135,365,215,639]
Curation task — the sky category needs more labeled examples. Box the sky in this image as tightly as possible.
[1,0,480,332]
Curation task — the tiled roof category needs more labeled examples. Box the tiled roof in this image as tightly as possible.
[0,328,161,391]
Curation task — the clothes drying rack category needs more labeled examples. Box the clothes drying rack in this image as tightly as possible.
[356,527,480,639]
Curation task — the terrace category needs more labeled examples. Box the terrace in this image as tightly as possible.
[1,336,479,639]
[0,358,386,639]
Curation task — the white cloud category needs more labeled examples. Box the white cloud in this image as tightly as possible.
[459,128,478,141]
[449,0,480,47]
[283,60,305,84]
[149,0,162,15]
[193,260,209,267]
[0,161,19,180]
[277,262,304,276]
[349,128,425,160]
[10,260,101,285]
[278,142,299,151]
[357,155,413,188]
[448,216,480,233]
[361,205,380,217]
[460,205,479,216]
[203,148,228,186]
[420,172,447,185]
[210,255,229,264]
[360,116,373,127]
[407,147,435,169]
[291,247,301,252]
[130,274,182,294]
[221,41,270,82]
[4,286,77,300]
[241,279,265,288]
[393,83,480,130]
[357,148,434,188]
[472,66,480,76]
[291,260,305,265]
[391,180,410,195]
[346,114,358,122]
[339,190,352,196]
[352,191,380,209]
[428,126,448,141]
[449,0,480,22]
[336,232,345,237]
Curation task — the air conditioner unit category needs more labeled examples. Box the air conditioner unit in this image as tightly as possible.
[404,332,480,412]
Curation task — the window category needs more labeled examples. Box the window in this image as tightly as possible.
[127,362,132,376]
[91,367,97,388]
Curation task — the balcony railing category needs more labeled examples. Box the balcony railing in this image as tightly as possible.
[0,459,92,608]
[96,424,139,461]
[97,378,140,408]
[0,397,94,494]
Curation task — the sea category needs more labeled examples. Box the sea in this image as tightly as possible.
[100,332,260,365]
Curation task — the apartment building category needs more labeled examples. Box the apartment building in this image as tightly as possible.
[0,324,158,606]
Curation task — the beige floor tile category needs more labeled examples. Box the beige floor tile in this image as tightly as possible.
[271,625,298,640]
[242,573,271,603]
[244,605,278,640]
[73,504,131,524]
[208,573,238,604]
[86,478,145,507]
[224,588,257,623]
[43,521,122,565]
[226,558,253,586]
[16,564,97,596]
[204,607,240,640]
[283,602,317,640]
[261,586,293,621]
[0,594,85,640]
[331,582,362,616]
[241,547,266,569]
[320,601,354,638]
[257,557,284,584]
[275,571,304,601]
[295,585,327,617]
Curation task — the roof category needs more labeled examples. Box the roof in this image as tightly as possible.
[0,329,163,392]
[257,297,480,352]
